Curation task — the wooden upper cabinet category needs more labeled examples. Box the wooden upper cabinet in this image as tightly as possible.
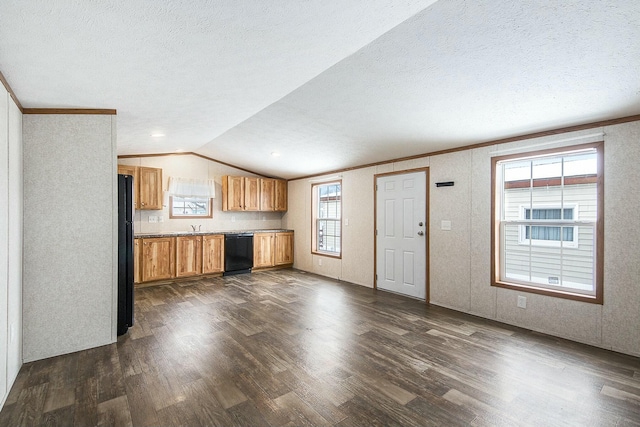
[222,175,244,211]
[202,234,224,274]
[275,179,287,212]
[176,236,202,278]
[253,232,275,268]
[118,165,139,209]
[118,165,163,210]
[244,177,260,211]
[142,237,175,282]
[260,178,275,211]
[118,164,137,177]
[221,175,287,212]
[139,167,163,210]
[275,232,294,266]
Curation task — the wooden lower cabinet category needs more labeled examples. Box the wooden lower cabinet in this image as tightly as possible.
[202,234,224,274]
[275,232,294,265]
[134,238,142,284]
[136,232,292,282]
[253,233,275,268]
[141,237,175,282]
[254,231,294,269]
[176,236,202,277]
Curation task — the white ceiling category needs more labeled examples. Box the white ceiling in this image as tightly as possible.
[2,1,639,179]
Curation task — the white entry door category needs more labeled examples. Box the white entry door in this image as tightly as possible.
[376,170,427,299]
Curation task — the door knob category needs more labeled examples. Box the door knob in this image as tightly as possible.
[418,222,423,226]
[417,231,424,236]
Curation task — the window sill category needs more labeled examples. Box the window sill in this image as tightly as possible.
[492,280,602,304]
[312,250,342,260]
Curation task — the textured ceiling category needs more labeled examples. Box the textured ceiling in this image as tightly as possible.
[1,1,639,179]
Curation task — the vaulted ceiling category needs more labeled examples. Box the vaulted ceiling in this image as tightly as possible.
[2,1,639,179]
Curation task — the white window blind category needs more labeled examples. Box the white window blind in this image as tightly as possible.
[167,177,216,198]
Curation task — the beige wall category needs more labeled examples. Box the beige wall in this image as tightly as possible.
[23,114,117,362]
[284,121,640,356]
[118,154,283,234]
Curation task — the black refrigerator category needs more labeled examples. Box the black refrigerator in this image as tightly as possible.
[117,174,134,335]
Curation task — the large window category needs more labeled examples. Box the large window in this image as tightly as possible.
[312,181,341,257]
[492,142,603,303]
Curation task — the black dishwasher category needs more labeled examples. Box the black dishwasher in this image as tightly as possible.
[224,233,254,276]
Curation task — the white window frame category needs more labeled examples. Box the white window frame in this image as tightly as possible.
[517,204,578,248]
[311,181,342,257]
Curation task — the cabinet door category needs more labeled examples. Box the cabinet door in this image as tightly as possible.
[260,178,275,211]
[244,177,260,211]
[118,164,137,177]
[253,233,275,268]
[134,238,142,284]
[142,237,175,282]
[176,236,202,277]
[275,179,287,212]
[275,232,294,265]
[222,176,244,211]
[202,234,224,274]
[139,167,163,210]
[118,165,140,209]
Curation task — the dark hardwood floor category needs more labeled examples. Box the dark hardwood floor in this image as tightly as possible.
[2,269,640,426]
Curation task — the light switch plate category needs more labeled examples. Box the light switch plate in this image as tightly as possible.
[441,220,452,231]
[148,216,158,223]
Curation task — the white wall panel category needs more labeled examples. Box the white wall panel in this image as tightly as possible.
[428,150,471,311]
[23,114,116,362]
[601,122,640,355]
[7,96,23,390]
[0,83,9,407]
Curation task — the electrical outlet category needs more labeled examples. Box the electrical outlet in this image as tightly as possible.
[148,216,158,223]
[231,216,235,222]
[262,215,266,221]
[517,295,527,309]
[158,216,164,223]
[345,218,349,226]
[318,258,322,266]
[441,220,452,231]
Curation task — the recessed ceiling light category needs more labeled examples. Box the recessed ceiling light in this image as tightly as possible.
[271,152,281,157]
[151,132,165,137]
